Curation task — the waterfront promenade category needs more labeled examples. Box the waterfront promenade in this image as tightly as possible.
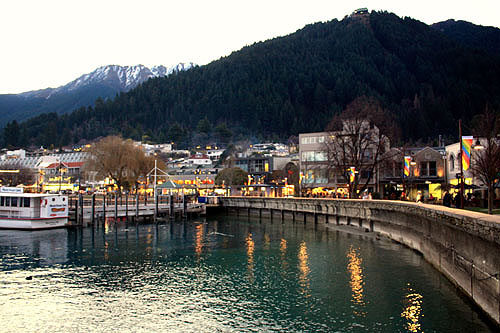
[219,196,500,326]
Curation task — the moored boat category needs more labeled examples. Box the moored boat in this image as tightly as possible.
[0,188,68,230]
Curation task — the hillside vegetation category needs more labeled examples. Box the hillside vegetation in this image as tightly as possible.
[5,11,500,148]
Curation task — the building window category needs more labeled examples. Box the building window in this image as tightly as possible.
[360,170,371,179]
[429,161,437,176]
[301,137,317,145]
[315,151,327,161]
[419,161,437,176]
[449,155,455,171]
[420,162,428,176]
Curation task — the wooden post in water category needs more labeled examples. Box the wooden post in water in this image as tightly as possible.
[79,193,84,226]
[183,193,187,219]
[75,196,79,225]
[154,193,158,223]
[91,194,95,226]
[135,193,139,223]
[103,194,106,224]
[125,192,128,221]
[114,193,118,223]
[169,194,174,220]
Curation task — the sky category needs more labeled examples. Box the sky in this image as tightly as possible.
[1,0,499,94]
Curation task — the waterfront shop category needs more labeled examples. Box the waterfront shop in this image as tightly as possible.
[380,147,447,202]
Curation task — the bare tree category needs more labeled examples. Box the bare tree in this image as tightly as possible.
[128,146,156,191]
[324,96,399,198]
[471,107,500,214]
[86,136,137,192]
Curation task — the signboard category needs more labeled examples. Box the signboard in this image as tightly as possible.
[0,187,23,194]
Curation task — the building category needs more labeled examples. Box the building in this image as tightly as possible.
[299,122,386,196]
[0,152,90,192]
[380,146,446,201]
[1,149,26,160]
[187,153,212,166]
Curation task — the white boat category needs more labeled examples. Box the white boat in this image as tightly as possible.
[0,191,68,230]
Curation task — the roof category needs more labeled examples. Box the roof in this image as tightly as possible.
[189,153,210,160]
[45,161,85,169]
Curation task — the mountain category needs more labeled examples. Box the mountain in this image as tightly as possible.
[432,19,500,55]
[7,11,500,148]
[0,63,194,126]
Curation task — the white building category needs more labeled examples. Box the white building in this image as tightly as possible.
[206,149,225,161]
[187,153,212,166]
[445,138,487,186]
[1,149,26,160]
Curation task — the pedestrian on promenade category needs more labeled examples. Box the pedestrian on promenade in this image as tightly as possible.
[443,191,452,207]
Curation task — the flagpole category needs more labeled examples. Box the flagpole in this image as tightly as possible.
[459,119,464,209]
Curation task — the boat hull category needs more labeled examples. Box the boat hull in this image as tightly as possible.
[0,217,68,230]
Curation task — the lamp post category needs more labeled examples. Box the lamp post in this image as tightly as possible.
[459,119,465,209]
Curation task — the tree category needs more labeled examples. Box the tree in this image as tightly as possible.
[127,146,156,191]
[470,107,500,214]
[215,167,248,186]
[86,136,137,192]
[3,120,20,148]
[196,117,212,135]
[214,123,232,144]
[324,96,398,198]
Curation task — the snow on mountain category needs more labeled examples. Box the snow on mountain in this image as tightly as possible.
[20,63,195,100]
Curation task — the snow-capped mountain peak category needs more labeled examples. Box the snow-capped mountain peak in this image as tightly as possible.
[20,63,195,99]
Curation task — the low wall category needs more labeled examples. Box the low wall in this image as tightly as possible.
[219,197,500,325]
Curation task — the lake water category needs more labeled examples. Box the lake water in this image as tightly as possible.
[0,216,495,332]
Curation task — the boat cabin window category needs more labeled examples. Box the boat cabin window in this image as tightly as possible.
[0,197,3,206]
[23,198,30,207]
[11,197,18,207]
[5,197,10,207]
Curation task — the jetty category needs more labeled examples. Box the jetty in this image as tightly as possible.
[68,194,205,226]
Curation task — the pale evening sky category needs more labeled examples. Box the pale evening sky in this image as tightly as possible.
[1,0,499,94]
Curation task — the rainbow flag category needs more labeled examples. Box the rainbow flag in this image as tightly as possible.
[462,136,473,171]
[404,156,411,177]
[348,167,355,183]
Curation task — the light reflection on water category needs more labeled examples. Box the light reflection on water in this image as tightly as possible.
[347,245,366,316]
[401,284,424,332]
[0,217,494,332]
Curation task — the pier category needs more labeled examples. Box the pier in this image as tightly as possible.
[68,193,205,226]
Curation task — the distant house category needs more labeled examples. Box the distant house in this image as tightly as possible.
[187,153,212,166]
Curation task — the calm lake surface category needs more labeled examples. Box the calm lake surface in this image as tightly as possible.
[0,216,495,332]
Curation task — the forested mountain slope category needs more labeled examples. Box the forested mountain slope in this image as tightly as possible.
[7,11,500,148]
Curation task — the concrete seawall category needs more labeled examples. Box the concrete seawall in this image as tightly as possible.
[219,197,500,325]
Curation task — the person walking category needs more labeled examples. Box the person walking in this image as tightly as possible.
[443,191,452,207]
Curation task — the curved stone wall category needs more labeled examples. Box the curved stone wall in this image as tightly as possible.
[219,197,500,325]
